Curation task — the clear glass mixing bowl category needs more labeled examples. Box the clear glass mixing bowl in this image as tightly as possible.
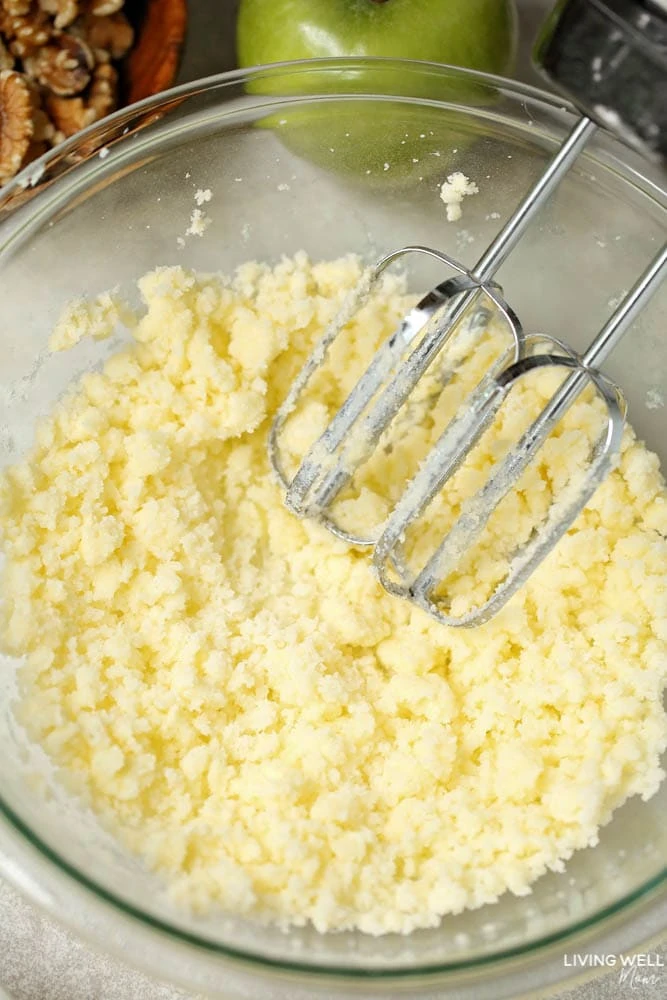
[0,60,665,1000]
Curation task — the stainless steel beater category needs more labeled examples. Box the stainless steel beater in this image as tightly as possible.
[270,0,667,627]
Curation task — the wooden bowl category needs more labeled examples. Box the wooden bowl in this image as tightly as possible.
[124,0,188,105]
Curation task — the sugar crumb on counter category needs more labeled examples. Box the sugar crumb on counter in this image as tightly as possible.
[439,172,479,222]
[0,254,666,936]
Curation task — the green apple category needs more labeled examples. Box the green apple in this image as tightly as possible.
[238,0,516,79]
[236,0,517,182]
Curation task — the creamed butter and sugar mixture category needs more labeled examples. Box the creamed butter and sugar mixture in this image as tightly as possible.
[1,254,666,934]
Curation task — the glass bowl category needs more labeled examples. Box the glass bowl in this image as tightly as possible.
[0,59,665,1000]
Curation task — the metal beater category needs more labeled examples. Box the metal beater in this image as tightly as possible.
[271,0,667,627]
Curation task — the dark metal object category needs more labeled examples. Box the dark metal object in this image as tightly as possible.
[535,0,667,162]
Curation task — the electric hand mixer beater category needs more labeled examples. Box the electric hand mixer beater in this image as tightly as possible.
[271,0,667,627]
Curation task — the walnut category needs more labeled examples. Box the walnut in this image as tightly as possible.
[2,9,52,58]
[24,30,93,95]
[45,60,116,139]
[0,68,37,182]
[76,11,132,59]
[87,0,124,16]
[0,36,15,70]
[39,0,80,31]
[45,92,92,139]
[1,0,32,16]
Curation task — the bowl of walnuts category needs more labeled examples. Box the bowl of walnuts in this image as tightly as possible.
[0,0,187,186]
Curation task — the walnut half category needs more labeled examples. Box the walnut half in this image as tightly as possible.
[24,31,94,96]
[77,11,132,61]
[1,8,53,59]
[0,68,36,182]
[46,58,115,138]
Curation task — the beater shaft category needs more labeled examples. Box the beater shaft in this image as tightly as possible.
[539,242,667,431]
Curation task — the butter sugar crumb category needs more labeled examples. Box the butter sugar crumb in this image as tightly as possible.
[194,188,213,206]
[186,208,211,237]
[440,172,479,222]
[49,291,135,351]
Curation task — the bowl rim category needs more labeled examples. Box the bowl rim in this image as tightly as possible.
[1,56,666,212]
[0,56,665,982]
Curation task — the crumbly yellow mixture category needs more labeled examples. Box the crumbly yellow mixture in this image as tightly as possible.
[1,254,666,935]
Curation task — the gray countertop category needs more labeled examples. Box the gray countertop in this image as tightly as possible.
[1,1,665,998]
